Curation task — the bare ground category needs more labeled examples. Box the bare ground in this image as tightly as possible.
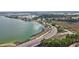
[55,21,79,32]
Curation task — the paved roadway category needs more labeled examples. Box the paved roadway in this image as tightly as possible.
[17,26,57,47]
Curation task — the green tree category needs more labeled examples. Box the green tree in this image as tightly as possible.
[39,33,79,47]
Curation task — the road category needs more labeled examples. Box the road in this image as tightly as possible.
[17,26,57,47]
[69,42,79,47]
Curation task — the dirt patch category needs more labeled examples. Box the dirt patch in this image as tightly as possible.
[55,21,79,32]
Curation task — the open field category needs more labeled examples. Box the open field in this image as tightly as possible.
[55,21,79,32]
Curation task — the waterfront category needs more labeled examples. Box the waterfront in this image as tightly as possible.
[0,12,79,47]
[0,16,44,44]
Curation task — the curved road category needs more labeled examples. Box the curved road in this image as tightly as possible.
[17,26,57,47]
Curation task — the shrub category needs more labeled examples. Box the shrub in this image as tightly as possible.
[39,33,79,47]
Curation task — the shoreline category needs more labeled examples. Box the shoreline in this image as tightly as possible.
[17,26,57,47]
[16,25,49,46]
[0,26,48,47]
[0,20,47,47]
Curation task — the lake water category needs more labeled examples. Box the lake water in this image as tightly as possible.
[0,16,44,43]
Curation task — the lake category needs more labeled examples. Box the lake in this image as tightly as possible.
[0,16,44,43]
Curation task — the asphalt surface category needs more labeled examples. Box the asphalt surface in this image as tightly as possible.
[17,26,57,47]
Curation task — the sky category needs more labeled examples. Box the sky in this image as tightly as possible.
[0,0,79,11]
